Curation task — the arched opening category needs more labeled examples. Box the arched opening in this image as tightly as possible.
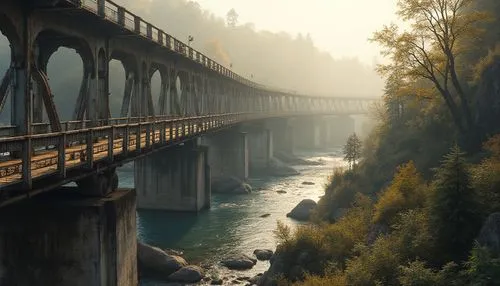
[150,69,161,115]
[46,47,84,121]
[33,29,94,126]
[0,27,12,124]
[109,59,126,118]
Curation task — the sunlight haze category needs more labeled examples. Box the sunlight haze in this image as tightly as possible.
[192,0,399,64]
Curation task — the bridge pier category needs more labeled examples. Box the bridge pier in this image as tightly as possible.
[0,189,137,286]
[327,115,355,147]
[266,118,294,154]
[202,130,249,182]
[243,123,273,174]
[135,140,211,211]
[292,117,321,150]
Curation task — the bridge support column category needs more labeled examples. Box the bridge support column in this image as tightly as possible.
[266,118,294,155]
[0,189,137,286]
[203,130,249,181]
[135,140,211,211]
[246,126,273,174]
[292,117,321,150]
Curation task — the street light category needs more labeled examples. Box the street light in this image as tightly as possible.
[187,35,194,47]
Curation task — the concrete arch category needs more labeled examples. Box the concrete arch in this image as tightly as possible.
[149,63,169,116]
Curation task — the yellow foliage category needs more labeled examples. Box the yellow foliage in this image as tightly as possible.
[373,161,426,224]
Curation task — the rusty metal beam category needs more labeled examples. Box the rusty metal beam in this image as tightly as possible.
[32,69,61,132]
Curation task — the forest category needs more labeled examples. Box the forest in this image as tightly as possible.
[261,0,500,285]
[0,0,382,122]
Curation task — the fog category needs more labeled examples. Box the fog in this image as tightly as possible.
[114,0,384,97]
[0,0,385,121]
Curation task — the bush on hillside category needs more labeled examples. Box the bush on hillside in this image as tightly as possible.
[373,161,427,225]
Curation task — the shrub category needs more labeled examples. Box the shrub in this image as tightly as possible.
[373,161,427,224]
[399,260,440,286]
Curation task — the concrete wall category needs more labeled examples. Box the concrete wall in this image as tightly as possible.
[135,142,210,211]
[0,189,137,286]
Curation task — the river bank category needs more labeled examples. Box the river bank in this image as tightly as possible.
[117,149,345,285]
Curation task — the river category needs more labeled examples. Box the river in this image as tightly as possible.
[118,149,345,285]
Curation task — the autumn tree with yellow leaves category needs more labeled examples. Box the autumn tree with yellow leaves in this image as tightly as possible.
[371,0,490,136]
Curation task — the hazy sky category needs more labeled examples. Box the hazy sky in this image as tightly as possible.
[192,0,400,65]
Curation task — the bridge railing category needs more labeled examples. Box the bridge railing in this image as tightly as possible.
[0,113,253,189]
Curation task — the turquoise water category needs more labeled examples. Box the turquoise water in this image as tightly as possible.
[118,149,345,284]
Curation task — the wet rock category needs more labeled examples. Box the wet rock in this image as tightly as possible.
[253,249,273,261]
[248,273,263,284]
[276,190,287,194]
[163,248,184,256]
[301,181,315,185]
[221,254,257,270]
[211,278,223,285]
[477,212,500,255]
[168,265,204,283]
[286,199,317,221]
[137,242,187,279]
[212,176,252,194]
[260,213,271,218]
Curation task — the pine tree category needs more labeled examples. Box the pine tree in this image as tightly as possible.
[429,145,482,264]
[343,133,362,170]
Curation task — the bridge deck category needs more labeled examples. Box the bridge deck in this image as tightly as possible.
[0,115,229,189]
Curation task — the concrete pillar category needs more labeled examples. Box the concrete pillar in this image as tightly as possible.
[0,189,138,286]
[135,140,211,211]
[292,117,319,150]
[247,126,273,172]
[266,119,294,154]
[203,131,249,181]
[328,115,355,147]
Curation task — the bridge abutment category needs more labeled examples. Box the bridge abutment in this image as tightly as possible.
[135,140,211,211]
[0,189,137,286]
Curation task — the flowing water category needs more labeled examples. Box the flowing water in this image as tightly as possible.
[118,149,345,285]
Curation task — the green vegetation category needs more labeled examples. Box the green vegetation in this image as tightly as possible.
[342,133,362,170]
[270,0,500,285]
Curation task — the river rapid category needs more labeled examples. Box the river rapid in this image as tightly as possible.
[118,149,345,285]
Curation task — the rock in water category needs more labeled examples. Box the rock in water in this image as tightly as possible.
[477,212,500,255]
[268,157,300,177]
[276,190,287,194]
[221,254,257,270]
[168,265,204,283]
[212,176,252,194]
[286,199,317,221]
[260,213,271,218]
[137,242,187,279]
[301,181,315,185]
[253,249,274,261]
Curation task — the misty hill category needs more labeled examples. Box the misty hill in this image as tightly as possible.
[0,0,383,122]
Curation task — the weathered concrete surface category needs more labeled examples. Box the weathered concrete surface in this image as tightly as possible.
[135,141,211,211]
[0,188,137,286]
[202,130,249,181]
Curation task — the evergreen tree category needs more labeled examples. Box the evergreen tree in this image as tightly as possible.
[343,133,362,170]
[429,145,482,264]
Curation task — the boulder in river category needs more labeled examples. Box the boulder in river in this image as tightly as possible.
[168,265,204,283]
[276,190,287,194]
[260,213,271,218]
[212,176,252,194]
[301,181,315,185]
[137,242,187,279]
[221,254,257,270]
[253,249,274,261]
[286,199,317,221]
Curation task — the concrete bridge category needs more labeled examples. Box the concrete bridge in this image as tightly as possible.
[0,0,377,285]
